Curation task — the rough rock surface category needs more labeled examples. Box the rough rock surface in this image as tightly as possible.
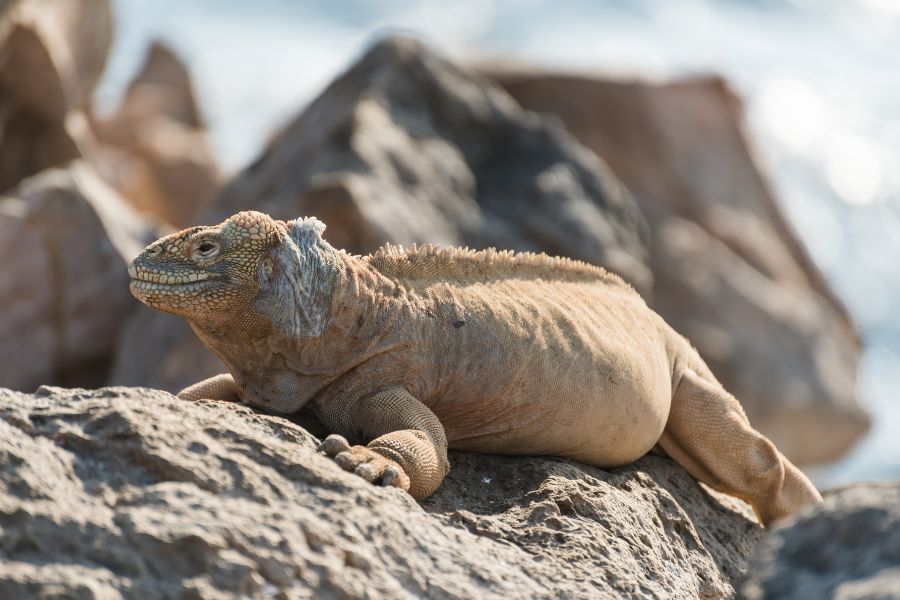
[0,386,761,599]
[739,483,900,599]
[111,36,650,392]
[0,163,157,391]
[0,0,111,191]
[91,40,222,228]
[490,70,866,465]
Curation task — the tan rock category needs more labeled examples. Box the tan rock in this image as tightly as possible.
[111,36,649,391]
[0,162,157,391]
[0,0,111,191]
[489,71,867,465]
[0,386,762,598]
[91,41,222,228]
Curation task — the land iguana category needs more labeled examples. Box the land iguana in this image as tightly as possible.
[128,210,822,525]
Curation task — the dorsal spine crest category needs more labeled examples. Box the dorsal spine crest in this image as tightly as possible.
[367,243,628,287]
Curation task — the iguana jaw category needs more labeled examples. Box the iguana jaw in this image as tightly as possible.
[128,261,228,316]
[128,264,216,286]
[128,271,220,299]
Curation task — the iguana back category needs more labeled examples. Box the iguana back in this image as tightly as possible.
[130,211,823,526]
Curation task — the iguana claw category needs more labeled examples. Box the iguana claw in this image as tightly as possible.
[318,433,351,456]
[318,434,411,491]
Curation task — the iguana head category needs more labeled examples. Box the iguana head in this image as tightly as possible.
[129,211,285,319]
[130,210,338,339]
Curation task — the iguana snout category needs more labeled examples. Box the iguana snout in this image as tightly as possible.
[129,211,283,317]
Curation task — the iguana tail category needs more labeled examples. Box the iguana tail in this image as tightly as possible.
[656,339,822,526]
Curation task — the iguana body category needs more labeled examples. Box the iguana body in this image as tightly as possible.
[129,211,821,525]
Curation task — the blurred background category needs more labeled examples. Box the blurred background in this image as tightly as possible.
[3,0,898,488]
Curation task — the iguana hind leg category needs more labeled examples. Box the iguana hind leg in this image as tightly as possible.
[656,368,822,526]
[177,373,241,402]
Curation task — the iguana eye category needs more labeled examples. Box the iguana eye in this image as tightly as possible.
[193,240,220,259]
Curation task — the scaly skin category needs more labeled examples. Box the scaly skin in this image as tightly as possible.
[129,210,822,525]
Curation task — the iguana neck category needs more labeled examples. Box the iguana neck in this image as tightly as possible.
[190,241,414,388]
[322,251,421,364]
[187,298,273,346]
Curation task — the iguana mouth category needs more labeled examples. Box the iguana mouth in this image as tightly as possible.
[129,279,217,292]
[128,265,216,286]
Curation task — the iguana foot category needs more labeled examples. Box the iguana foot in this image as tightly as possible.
[317,434,411,492]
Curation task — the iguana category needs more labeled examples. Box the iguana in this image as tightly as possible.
[129,210,822,525]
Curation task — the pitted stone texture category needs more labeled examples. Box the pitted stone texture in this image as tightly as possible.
[0,386,760,599]
[739,483,900,600]
[110,35,649,391]
[0,163,157,391]
[490,70,866,466]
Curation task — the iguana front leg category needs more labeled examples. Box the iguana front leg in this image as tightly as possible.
[317,387,450,499]
[177,373,241,402]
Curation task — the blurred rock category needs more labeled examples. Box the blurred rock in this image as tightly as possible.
[111,36,649,391]
[0,0,111,191]
[489,71,867,465]
[91,41,222,228]
[0,162,157,391]
[213,36,647,282]
[0,386,761,598]
[110,308,224,395]
[739,483,900,599]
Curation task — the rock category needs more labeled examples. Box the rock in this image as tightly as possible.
[212,36,648,284]
[110,310,224,395]
[0,0,111,113]
[739,483,900,599]
[114,40,204,128]
[0,0,111,191]
[488,71,866,465]
[111,35,650,391]
[0,386,762,598]
[0,162,158,391]
[91,41,222,228]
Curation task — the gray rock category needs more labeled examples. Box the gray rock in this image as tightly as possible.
[212,36,648,287]
[489,70,866,466]
[0,163,157,391]
[0,386,761,599]
[110,35,650,392]
[739,483,900,599]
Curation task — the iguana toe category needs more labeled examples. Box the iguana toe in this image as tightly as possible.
[380,465,401,487]
[318,434,351,456]
[354,462,379,482]
[320,440,411,492]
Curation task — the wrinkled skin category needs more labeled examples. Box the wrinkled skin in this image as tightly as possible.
[130,210,822,525]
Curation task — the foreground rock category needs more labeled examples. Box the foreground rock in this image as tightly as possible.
[0,163,157,391]
[490,71,866,466]
[111,36,650,392]
[740,483,900,599]
[91,40,222,228]
[0,0,111,191]
[0,386,761,599]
